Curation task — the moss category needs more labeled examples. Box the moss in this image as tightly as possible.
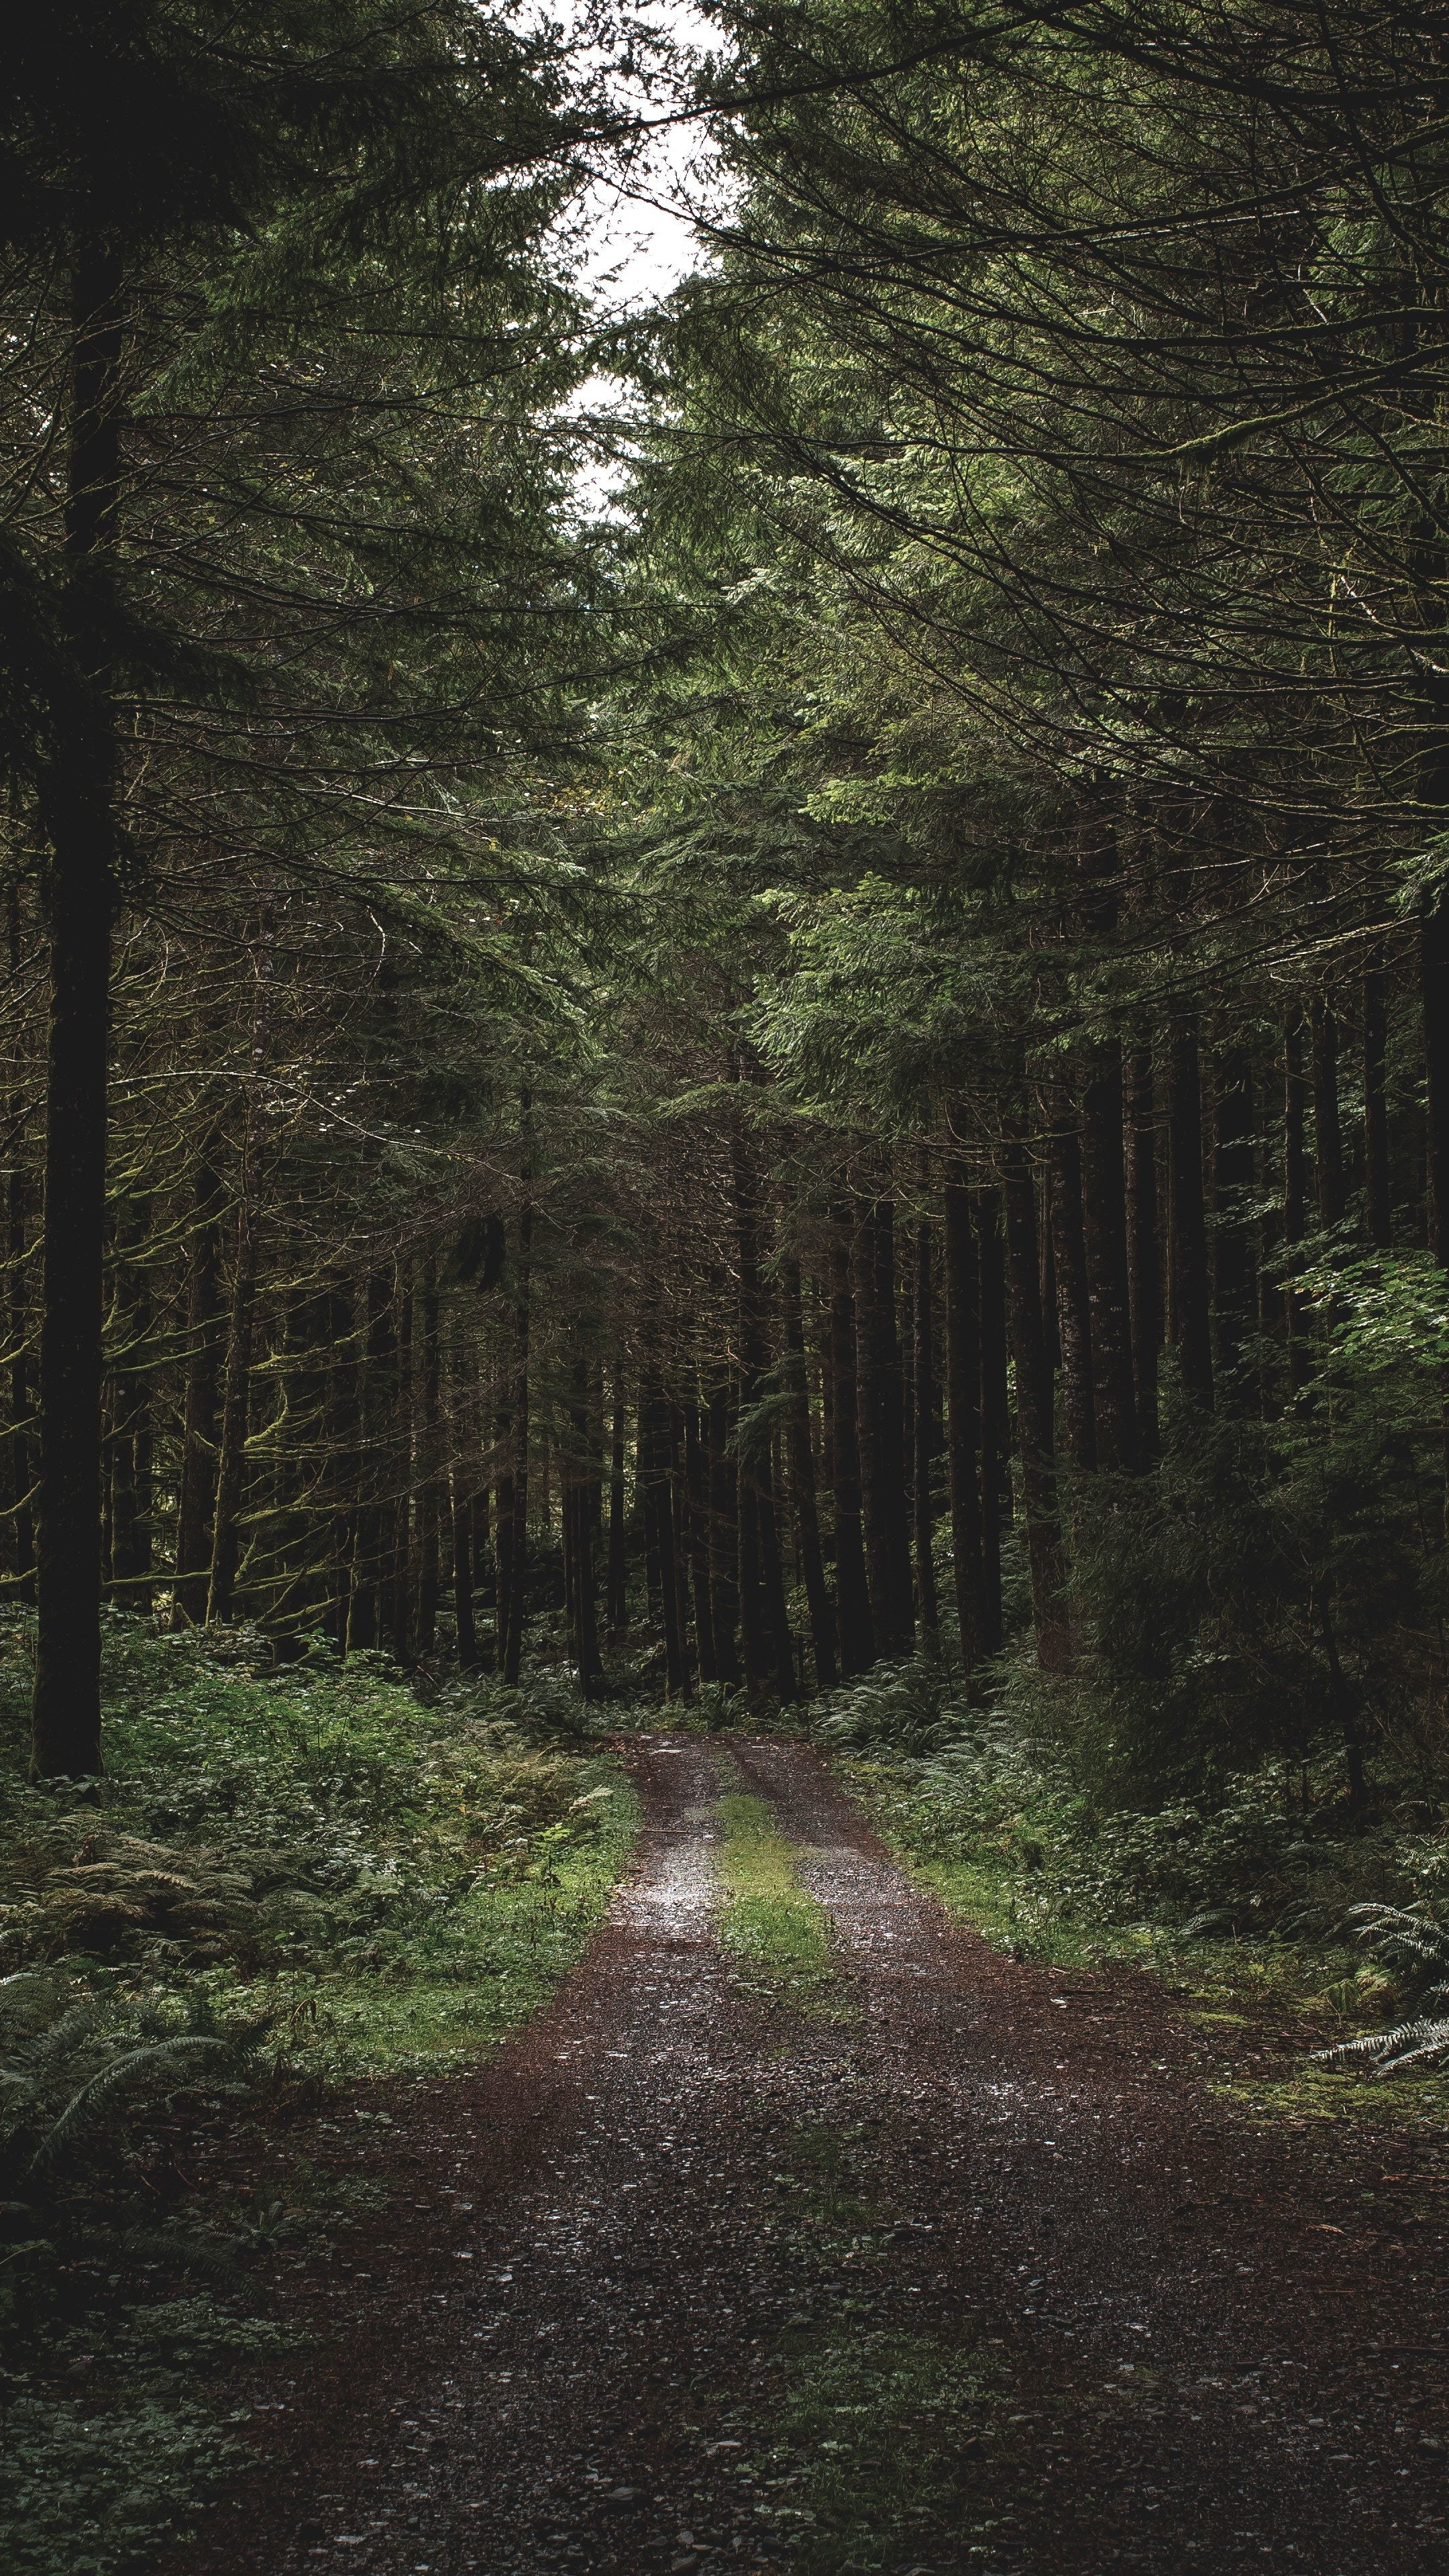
[753,2325,1003,2573]
[715,1790,843,2015]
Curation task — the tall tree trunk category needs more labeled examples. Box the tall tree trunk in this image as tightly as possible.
[503,1202,531,1685]
[731,1108,798,1703]
[492,1389,515,1674]
[31,250,125,1778]
[976,1186,1008,1654]
[567,1350,604,1697]
[1311,997,1346,1230]
[1046,1110,1096,1470]
[1002,1136,1069,1669]
[855,1196,914,1658]
[346,1271,391,1652]
[5,881,34,1599]
[387,1279,413,1665]
[1284,1010,1309,1395]
[828,1203,875,1676]
[447,1340,479,1671]
[206,1152,259,1625]
[606,1381,627,1637]
[415,1258,441,1655]
[1211,1050,1256,1395]
[707,1369,741,1685]
[1080,1043,1139,1470]
[324,1286,358,1647]
[943,1176,985,1686]
[782,1255,838,1689]
[641,1380,663,1623]
[911,1205,941,1640]
[669,1402,696,1688]
[173,1146,223,1624]
[109,1193,153,1603]
[684,1400,718,1682]
[1124,1045,1160,1459]
[452,1468,478,1668]
[1363,948,1392,1250]
[642,1373,688,1698]
[1168,1015,1214,1407]
[736,1468,765,1695]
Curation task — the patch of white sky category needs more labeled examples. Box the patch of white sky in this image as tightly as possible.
[517,0,731,513]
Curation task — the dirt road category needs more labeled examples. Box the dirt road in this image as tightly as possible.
[186,1738,1449,2575]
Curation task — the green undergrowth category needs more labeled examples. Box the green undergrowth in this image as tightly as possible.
[0,1610,639,2575]
[714,1788,842,2015]
[823,1683,1449,2129]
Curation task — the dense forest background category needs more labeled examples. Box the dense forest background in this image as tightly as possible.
[6,0,1449,1851]
[10,9,1449,2564]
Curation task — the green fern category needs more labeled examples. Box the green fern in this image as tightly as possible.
[1315,1904,1449,2074]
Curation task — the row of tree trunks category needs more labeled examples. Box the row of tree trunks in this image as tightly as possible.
[828,1203,874,1676]
[1002,1134,1070,1670]
[856,1197,914,1659]
[731,1103,797,1705]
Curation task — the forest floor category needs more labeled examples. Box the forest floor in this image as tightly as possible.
[174,1738,1449,2576]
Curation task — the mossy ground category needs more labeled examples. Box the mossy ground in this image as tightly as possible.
[830,1748,1449,2129]
[740,2122,1008,2572]
[714,1784,844,2017]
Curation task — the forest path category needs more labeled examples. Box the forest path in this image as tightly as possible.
[189,1738,1449,2576]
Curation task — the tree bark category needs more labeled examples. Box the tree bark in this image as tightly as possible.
[108,1192,154,1603]
[566,1350,604,1697]
[943,1176,985,1686]
[31,250,125,1778]
[1168,1016,1214,1407]
[503,1201,531,1684]
[669,1401,695,1688]
[828,1203,875,1676]
[1211,1049,1256,1394]
[976,1185,1008,1654]
[1284,1010,1309,1393]
[855,1195,914,1658]
[1124,1045,1160,1459]
[387,1279,413,1665]
[415,1258,441,1655]
[781,1254,838,1689]
[1363,949,1391,1250]
[606,1382,627,1637]
[206,1155,258,1625]
[1424,892,1449,1271]
[5,881,34,1599]
[1046,1109,1096,1470]
[707,1368,741,1684]
[684,1400,718,1682]
[346,1271,392,1652]
[1311,996,1346,1230]
[1080,1040,1139,1470]
[492,1390,515,1674]
[731,1109,797,1703]
[641,1373,688,1698]
[911,1206,941,1639]
[1002,1136,1069,1668]
[451,1468,477,1669]
[173,1147,223,1625]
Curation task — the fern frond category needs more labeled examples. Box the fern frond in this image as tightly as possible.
[28,2035,231,2169]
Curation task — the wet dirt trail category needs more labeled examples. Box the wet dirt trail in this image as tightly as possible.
[189,1739,1449,2576]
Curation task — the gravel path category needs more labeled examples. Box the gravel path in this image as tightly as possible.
[184,1737,1449,2576]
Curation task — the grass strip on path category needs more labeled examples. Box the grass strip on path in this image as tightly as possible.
[715,1788,843,2016]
